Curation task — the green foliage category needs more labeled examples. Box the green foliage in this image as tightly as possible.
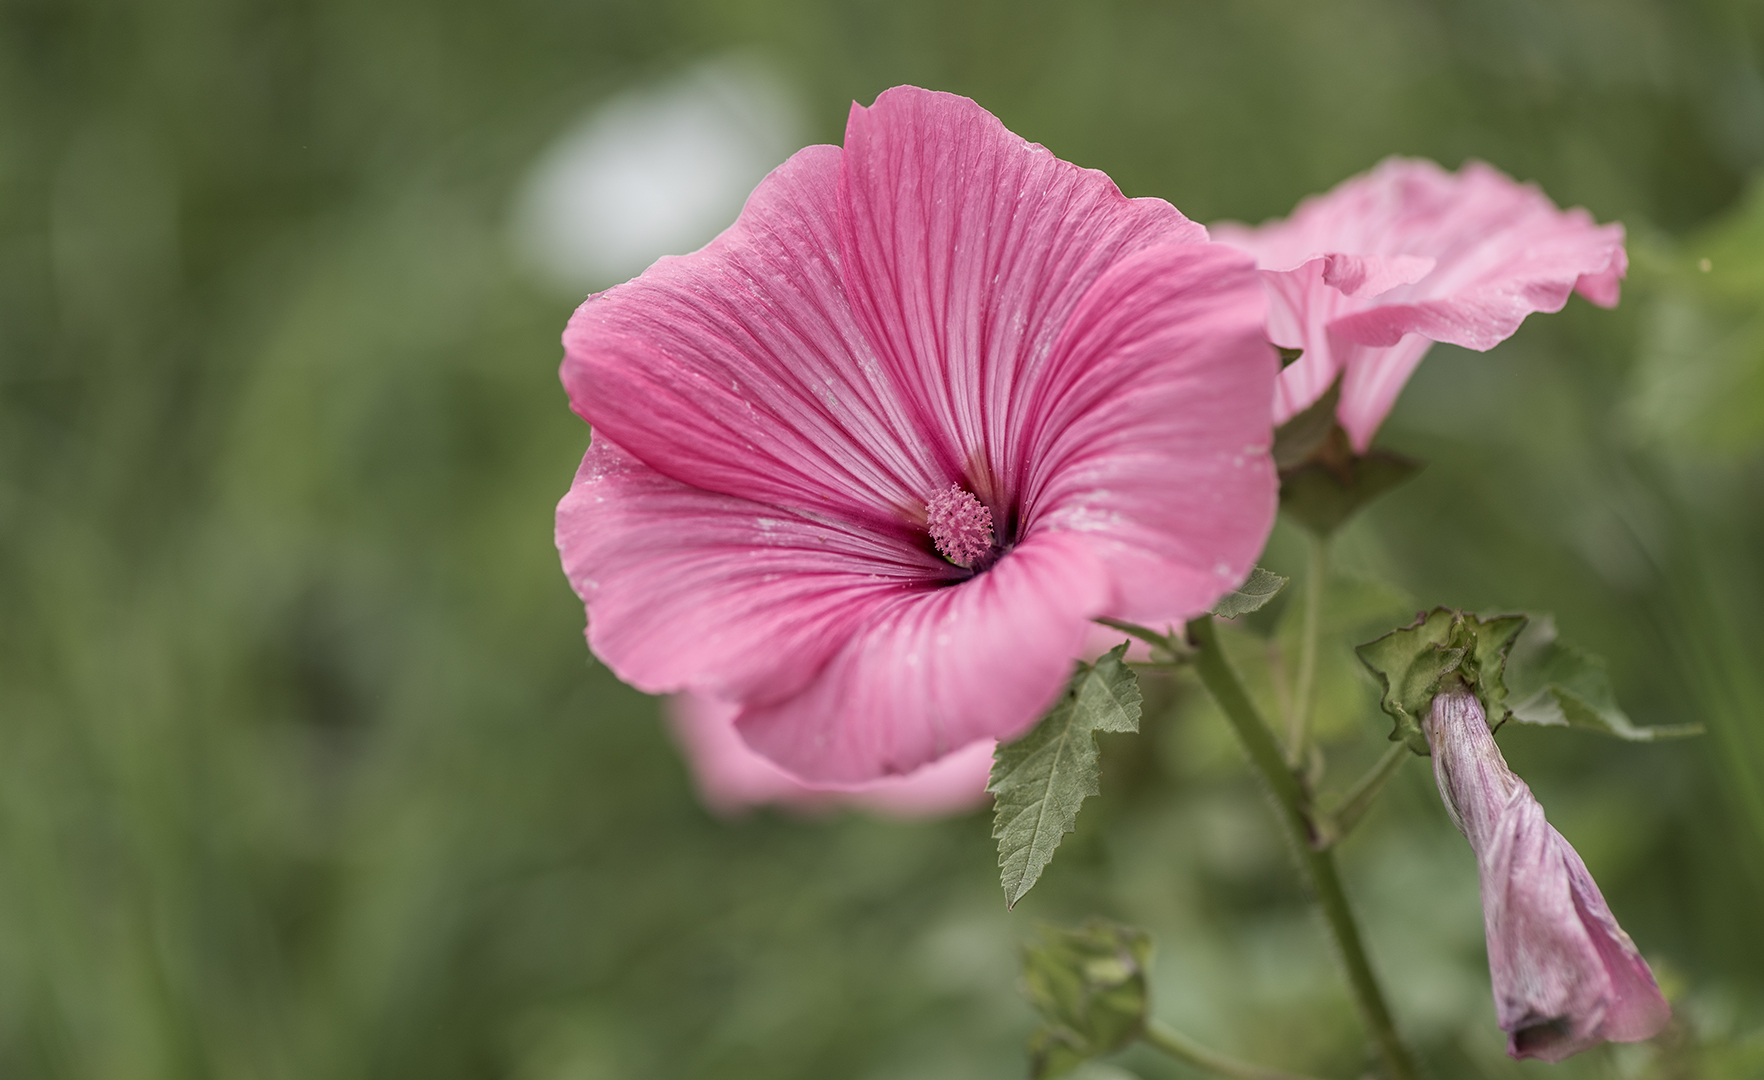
[1506,618,1703,741]
[1021,920,1152,1079]
[1629,178,1764,455]
[1272,380,1421,536]
[1272,383,1341,471]
[1280,447,1422,537]
[1210,566,1289,619]
[1354,609,1525,754]
[1357,611,1700,751]
[990,646,1142,908]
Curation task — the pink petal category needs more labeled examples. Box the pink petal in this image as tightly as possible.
[1214,158,1626,451]
[1563,850,1672,1044]
[668,694,993,818]
[556,436,943,705]
[1019,241,1278,623]
[1482,794,1614,1062]
[836,86,1208,498]
[562,143,946,528]
[1333,333,1435,452]
[735,531,1112,782]
[1319,253,1436,298]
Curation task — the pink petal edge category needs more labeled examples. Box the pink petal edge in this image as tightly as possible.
[668,693,994,818]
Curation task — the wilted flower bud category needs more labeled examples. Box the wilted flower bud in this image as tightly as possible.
[1425,685,1670,1061]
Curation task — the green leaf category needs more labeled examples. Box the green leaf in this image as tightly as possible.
[1021,919,1152,1079]
[1209,566,1289,618]
[1505,617,1704,741]
[990,645,1142,908]
[1276,345,1305,369]
[1354,609,1525,754]
[1280,447,1421,536]
[1464,612,1528,721]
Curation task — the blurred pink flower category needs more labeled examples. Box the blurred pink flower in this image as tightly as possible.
[1212,158,1627,451]
[1426,686,1670,1062]
[557,86,1277,783]
[668,694,994,818]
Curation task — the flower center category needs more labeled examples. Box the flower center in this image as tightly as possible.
[926,485,994,569]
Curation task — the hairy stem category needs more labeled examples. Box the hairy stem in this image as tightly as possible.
[1288,534,1328,764]
[1321,743,1411,846]
[1187,616,1420,1080]
[1141,1020,1329,1080]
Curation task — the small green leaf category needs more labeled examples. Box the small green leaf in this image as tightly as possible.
[1021,919,1152,1079]
[990,645,1142,908]
[1276,345,1305,368]
[1464,612,1527,721]
[1280,447,1421,536]
[1355,609,1461,753]
[1210,566,1289,618]
[1505,617,1704,741]
[1355,609,1525,754]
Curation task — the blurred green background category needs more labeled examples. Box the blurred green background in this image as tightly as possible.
[5,0,1764,1077]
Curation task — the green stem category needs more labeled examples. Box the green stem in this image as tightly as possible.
[1095,617,1177,652]
[1288,534,1328,764]
[1141,1020,1330,1080]
[1319,743,1411,847]
[1187,616,1420,1080]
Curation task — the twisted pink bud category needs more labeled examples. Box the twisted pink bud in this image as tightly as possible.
[1426,686,1670,1061]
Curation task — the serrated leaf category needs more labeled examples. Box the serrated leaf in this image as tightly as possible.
[1505,617,1704,741]
[1464,612,1527,720]
[1280,446,1421,536]
[1021,919,1152,1079]
[990,645,1141,908]
[1355,609,1461,754]
[1210,566,1289,618]
[1355,608,1525,754]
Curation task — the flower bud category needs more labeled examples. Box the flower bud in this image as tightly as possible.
[1425,685,1670,1061]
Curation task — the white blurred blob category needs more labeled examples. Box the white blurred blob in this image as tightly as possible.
[512,56,805,295]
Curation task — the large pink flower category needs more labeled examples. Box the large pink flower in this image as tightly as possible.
[1212,158,1627,451]
[668,694,995,818]
[557,86,1276,782]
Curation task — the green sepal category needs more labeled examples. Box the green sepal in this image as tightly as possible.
[1272,378,1421,535]
[1021,919,1152,1079]
[1280,444,1421,536]
[1505,618,1704,741]
[1209,566,1289,618]
[1272,382,1340,470]
[990,645,1142,908]
[1354,609,1525,754]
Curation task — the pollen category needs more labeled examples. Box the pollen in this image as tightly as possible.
[926,485,994,569]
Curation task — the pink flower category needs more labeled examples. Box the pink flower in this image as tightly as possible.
[668,694,995,818]
[1426,686,1670,1062]
[1212,158,1627,451]
[556,86,1277,783]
